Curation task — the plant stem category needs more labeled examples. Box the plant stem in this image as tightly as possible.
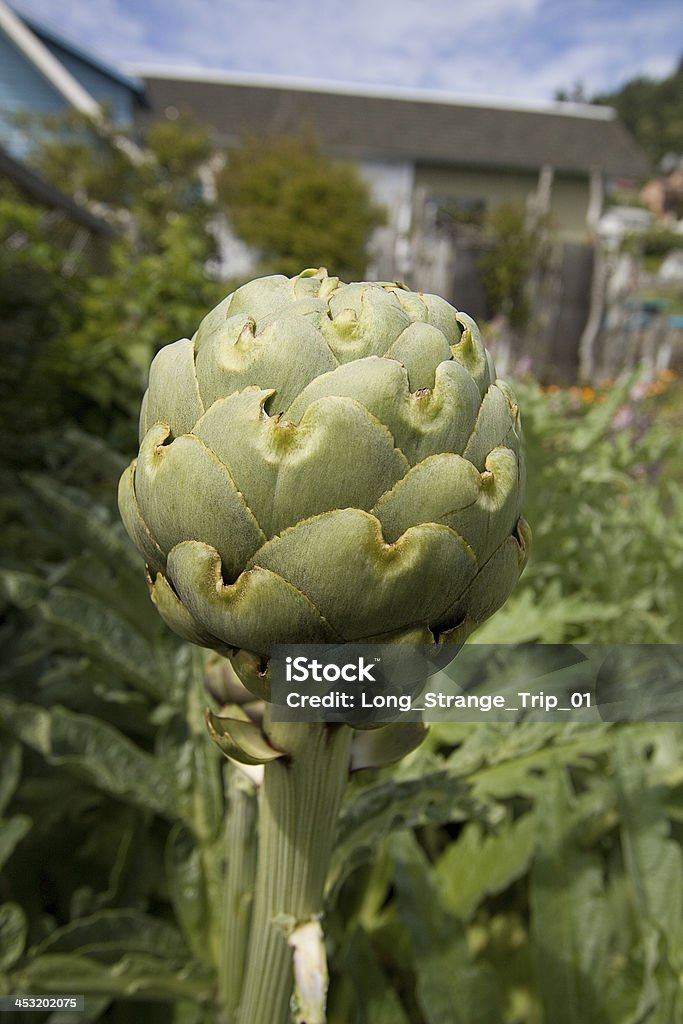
[236,718,353,1024]
[218,767,257,1022]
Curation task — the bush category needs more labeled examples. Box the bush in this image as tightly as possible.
[216,134,386,279]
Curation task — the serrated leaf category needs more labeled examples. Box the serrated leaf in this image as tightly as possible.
[10,952,211,1001]
[391,831,504,1024]
[31,910,188,963]
[0,903,27,970]
[0,739,22,814]
[614,733,683,1022]
[165,823,210,961]
[615,732,683,936]
[462,723,613,800]
[328,772,477,898]
[158,646,224,836]
[529,763,610,1024]
[330,927,411,1024]
[24,475,141,577]
[37,587,163,700]
[0,698,176,818]
[436,813,537,921]
[0,815,31,871]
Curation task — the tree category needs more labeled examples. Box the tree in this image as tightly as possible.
[593,56,683,165]
[216,134,386,279]
[30,109,216,251]
[2,111,223,449]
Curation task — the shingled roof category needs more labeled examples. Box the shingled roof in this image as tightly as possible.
[139,71,650,180]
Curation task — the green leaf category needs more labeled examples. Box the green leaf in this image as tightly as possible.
[206,707,284,765]
[435,812,537,921]
[157,649,224,841]
[391,831,504,1024]
[0,815,31,871]
[0,738,22,814]
[613,733,683,1022]
[10,952,211,1002]
[614,732,683,936]
[165,823,210,961]
[171,1001,213,1024]
[529,763,610,1024]
[328,771,478,898]
[0,699,177,818]
[157,654,226,964]
[0,903,27,970]
[460,723,614,801]
[23,475,141,578]
[31,910,188,963]
[37,587,164,700]
[350,723,428,772]
[329,927,411,1024]
[48,996,110,1024]
[0,569,44,609]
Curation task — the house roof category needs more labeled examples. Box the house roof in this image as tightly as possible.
[0,0,100,115]
[23,15,145,96]
[138,69,650,180]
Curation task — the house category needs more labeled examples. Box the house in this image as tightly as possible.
[0,0,145,158]
[0,8,652,381]
[137,68,650,282]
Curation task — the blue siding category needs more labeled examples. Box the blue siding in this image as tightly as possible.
[40,39,137,124]
[0,31,67,156]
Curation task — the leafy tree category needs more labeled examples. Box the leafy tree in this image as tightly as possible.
[1,113,223,450]
[0,187,85,435]
[216,134,386,279]
[29,109,215,249]
[64,215,224,448]
[593,55,683,165]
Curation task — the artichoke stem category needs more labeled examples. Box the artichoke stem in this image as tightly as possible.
[218,767,258,1021]
[236,718,353,1024]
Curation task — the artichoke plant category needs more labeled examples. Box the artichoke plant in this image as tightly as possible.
[118,267,529,1024]
[119,267,529,683]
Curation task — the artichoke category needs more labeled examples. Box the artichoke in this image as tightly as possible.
[119,268,529,692]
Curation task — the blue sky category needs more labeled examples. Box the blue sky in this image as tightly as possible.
[12,0,683,102]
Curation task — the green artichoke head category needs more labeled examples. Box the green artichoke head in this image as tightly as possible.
[119,268,529,693]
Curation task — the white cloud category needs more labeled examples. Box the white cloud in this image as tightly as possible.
[9,0,682,102]
[12,0,146,61]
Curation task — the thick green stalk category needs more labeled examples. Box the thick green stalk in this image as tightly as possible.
[237,719,353,1024]
[218,767,257,1022]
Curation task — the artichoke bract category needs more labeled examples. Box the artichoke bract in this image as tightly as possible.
[119,268,529,686]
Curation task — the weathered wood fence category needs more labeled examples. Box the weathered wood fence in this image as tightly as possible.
[406,226,683,384]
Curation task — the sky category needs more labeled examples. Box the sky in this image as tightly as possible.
[11,0,683,103]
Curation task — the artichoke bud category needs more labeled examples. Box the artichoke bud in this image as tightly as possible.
[119,270,530,700]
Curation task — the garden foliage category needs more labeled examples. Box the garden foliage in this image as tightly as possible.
[1,370,682,1020]
[1,111,682,1023]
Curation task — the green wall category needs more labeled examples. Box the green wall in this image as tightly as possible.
[414,164,591,239]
